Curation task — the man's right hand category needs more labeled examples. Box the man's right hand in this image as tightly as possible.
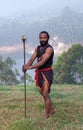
[22,64,27,73]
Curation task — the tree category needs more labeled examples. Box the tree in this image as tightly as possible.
[0,56,20,85]
[20,73,34,84]
[5,57,16,68]
[53,44,83,84]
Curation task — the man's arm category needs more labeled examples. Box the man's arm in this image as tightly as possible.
[27,47,53,70]
[22,47,37,72]
[27,48,37,66]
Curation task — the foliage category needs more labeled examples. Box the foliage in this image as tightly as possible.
[0,56,34,85]
[0,56,20,85]
[20,73,34,84]
[53,44,83,84]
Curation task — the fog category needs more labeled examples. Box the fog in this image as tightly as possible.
[0,0,83,17]
[0,0,83,78]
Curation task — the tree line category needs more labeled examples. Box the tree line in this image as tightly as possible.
[0,44,83,85]
[0,56,33,85]
[53,44,83,84]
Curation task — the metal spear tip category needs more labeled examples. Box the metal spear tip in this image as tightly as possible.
[22,35,26,43]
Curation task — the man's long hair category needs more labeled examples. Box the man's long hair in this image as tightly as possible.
[39,31,50,39]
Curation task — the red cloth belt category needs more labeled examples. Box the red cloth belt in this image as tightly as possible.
[35,67,52,86]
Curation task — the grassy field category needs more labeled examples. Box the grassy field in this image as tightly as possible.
[0,84,83,130]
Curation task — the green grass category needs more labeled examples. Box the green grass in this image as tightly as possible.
[0,84,83,130]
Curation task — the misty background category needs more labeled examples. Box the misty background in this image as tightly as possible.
[0,0,83,78]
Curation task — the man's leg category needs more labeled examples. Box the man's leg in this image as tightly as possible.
[39,82,56,118]
[43,90,51,118]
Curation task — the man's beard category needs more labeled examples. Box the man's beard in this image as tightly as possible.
[40,40,48,47]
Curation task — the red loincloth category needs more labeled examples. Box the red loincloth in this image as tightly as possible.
[35,67,53,87]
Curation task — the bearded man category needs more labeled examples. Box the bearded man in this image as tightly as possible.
[22,31,56,119]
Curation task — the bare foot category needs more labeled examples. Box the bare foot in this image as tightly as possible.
[50,107,57,115]
[45,114,50,119]
[45,107,56,119]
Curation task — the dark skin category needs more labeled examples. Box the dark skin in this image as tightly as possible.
[22,33,56,118]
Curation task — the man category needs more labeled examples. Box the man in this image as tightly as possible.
[22,31,56,119]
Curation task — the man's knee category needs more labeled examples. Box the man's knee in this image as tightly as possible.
[39,89,47,97]
[42,90,48,98]
[43,82,51,93]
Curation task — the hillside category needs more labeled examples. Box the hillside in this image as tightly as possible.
[0,7,83,46]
